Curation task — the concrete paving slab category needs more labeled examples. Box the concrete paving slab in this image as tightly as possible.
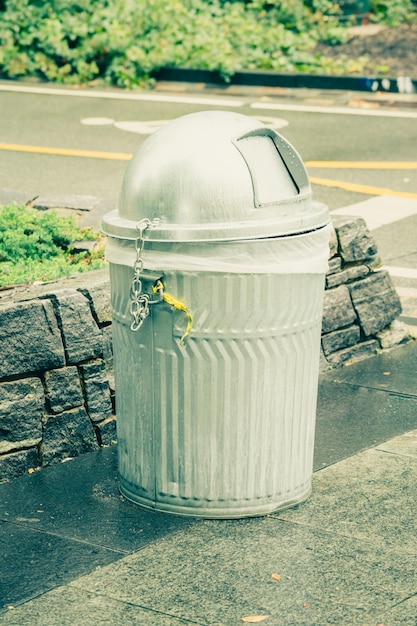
[0,446,197,556]
[1,586,194,626]
[1,342,417,615]
[0,520,122,611]
[377,428,417,458]
[0,445,199,612]
[314,378,417,469]
[326,340,417,396]
[2,430,417,624]
[378,593,417,626]
[65,517,416,625]
[3,522,416,625]
[277,447,417,554]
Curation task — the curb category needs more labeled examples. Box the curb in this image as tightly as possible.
[0,188,115,231]
[154,67,417,95]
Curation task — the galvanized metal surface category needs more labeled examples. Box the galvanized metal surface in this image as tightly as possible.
[105,110,330,517]
[102,110,328,243]
[111,253,326,517]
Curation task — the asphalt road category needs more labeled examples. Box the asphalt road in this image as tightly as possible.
[1,79,416,322]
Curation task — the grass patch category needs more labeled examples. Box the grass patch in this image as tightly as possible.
[0,203,106,287]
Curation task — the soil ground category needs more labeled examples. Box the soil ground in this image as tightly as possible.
[315,21,417,77]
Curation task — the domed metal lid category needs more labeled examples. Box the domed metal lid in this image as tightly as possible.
[102,110,328,242]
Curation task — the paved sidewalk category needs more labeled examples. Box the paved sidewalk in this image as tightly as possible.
[1,340,417,625]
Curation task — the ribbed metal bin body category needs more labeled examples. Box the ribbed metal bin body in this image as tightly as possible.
[103,110,331,518]
[109,232,327,518]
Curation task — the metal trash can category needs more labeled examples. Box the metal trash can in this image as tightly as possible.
[103,110,331,518]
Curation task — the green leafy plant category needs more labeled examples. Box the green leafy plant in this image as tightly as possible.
[370,0,416,26]
[0,0,415,86]
[0,203,106,287]
[0,0,362,86]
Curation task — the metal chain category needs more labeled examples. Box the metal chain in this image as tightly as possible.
[130,219,151,332]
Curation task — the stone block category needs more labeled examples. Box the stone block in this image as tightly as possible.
[0,300,65,378]
[376,320,410,349]
[95,417,117,447]
[0,448,39,482]
[319,349,331,373]
[327,256,342,276]
[49,289,103,364]
[326,265,370,289]
[80,277,112,325]
[322,285,357,334]
[44,367,84,414]
[324,339,380,367]
[349,271,402,336]
[79,360,113,423]
[332,215,378,263]
[321,325,361,356]
[0,378,44,454]
[101,325,113,369]
[41,406,99,466]
[329,225,338,258]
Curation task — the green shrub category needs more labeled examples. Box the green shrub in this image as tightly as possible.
[370,0,416,25]
[0,0,349,86]
[0,204,106,287]
[0,0,415,86]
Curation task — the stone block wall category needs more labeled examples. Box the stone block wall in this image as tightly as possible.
[0,272,115,482]
[321,215,407,368]
[0,216,411,481]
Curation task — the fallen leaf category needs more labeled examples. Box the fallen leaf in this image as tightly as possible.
[241,616,269,623]
[271,573,281,581]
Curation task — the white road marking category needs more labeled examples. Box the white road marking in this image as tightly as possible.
[251,101,417,119]
[384,266,417,280]
[113,120,168,134]
[331,195,417,230]
[80,117,115,125]
[395,286,417,297]
[254,115,288,129]
[5,82,417,118]
[0,83,245,107]
[81,115,289,136]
